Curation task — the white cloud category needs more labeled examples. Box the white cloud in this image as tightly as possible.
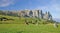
[0,0,14,7]
[35,0,60,18]
[36,0,60,11]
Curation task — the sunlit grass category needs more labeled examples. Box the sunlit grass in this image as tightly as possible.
[0,24,60,33]
[0,15,60,33]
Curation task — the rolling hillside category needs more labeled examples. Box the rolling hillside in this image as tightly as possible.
[0,15,55,24]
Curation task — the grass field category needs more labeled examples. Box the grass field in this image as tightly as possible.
[0,15,60,33]
[0,24,60,33]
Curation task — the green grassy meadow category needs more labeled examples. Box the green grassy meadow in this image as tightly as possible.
[0,24,60,33]
[0,15,60,33]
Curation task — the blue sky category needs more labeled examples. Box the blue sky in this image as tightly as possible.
[0,0,60,19]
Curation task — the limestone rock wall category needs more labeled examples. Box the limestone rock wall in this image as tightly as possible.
[17,9,52,20]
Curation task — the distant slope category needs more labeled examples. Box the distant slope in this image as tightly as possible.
[53,18,60,22]
[0,15,55,24]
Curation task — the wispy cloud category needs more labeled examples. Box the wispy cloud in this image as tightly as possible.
[35,0,60,18]
[0,0,14,7]
[36,0,60,11]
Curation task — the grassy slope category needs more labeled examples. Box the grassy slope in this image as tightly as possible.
[0,15,60,33]
[0,15,53,24]
[0,15,25,24]
[0,24,60,33]
[0,15,42,24]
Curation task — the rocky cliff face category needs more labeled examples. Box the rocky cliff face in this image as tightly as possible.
[43,11,52,20]
[0,10,52,20]
[18,9,52,20]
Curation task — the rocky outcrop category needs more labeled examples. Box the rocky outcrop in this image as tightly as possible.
[0,9,52,20]
[43,11,52,20]
[18,9,52,20]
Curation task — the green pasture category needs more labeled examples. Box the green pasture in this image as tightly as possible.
[0,15,60,33]
[0,24,60,33]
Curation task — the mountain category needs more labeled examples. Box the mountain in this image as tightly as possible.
[0,10,52,20]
